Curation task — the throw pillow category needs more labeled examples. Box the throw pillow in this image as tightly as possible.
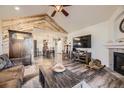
[0,58,7,70]
[0,54,14,69]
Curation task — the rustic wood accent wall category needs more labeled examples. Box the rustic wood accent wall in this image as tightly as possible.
[1,13,67,55]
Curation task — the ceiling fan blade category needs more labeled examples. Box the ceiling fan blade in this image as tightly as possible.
[61,9,69,16]
[51,10,56,17]
[49,5,55,7]
[50,5,71,7]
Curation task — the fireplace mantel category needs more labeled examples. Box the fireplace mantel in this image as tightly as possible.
[105,42,124,49]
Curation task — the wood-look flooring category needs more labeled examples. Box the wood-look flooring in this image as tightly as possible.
[22,57,124,88]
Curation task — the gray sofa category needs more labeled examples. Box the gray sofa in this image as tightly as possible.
[0,54,24,88]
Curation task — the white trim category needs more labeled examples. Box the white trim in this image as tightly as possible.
[105,42,124,49]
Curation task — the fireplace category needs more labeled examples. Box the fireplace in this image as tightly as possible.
[114,52,124,75]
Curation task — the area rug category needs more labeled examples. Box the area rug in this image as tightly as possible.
[22,75,42,88]
[22,65,42,88]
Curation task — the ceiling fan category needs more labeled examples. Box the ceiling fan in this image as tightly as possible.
[50,5,71,17]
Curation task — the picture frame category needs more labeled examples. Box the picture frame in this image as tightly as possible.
[119,18,124,33]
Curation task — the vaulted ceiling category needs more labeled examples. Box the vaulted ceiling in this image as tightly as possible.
[2,14,67,33]
[0,5,120,33]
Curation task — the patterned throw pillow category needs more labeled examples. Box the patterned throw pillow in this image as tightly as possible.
[0,58,7,70]
[0,54,14,69]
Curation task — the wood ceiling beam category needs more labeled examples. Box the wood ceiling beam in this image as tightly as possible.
[2,17,46,27]
[2,14,47,22]
[34,26,51,31]
[2,13,67,34]
[45,15,68,33]
[34,23,58,32]
[8,26,34,32]
[2,20,46,31]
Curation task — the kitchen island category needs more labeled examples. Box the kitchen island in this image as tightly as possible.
[39,59,124,88]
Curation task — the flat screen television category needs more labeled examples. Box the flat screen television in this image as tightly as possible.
[73,35,91,48]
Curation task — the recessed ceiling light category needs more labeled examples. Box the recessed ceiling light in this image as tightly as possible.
[14,6,20,11]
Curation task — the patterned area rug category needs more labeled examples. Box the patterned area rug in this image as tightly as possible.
[22,75,42,88]
[22,65,42,88]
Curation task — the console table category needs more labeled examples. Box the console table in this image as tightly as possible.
[71,51,91,64]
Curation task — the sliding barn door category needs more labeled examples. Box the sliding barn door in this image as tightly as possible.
[9,30,32,66]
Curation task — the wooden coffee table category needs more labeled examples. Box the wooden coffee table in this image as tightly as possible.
[39,62,82,88]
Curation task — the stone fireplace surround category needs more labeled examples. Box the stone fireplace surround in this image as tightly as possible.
[106,42,124,70]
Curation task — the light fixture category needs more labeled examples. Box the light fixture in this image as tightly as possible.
[78,43,81,46]
[16,35,24,40]
[14,6,20,11]
[55,5,63,12]
[12,33,24,40]
[74,38,80,41]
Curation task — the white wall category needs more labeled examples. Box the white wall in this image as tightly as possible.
[68,21,110,66]
[32,28,67,52]
[68,6,124,67]
[108,6,124,41]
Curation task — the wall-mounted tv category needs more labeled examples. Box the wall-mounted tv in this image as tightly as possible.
[73,35,91,48]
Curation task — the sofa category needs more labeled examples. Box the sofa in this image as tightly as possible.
[0,54,24,88]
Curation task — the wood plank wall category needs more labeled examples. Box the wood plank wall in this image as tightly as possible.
[1,13,67,56]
